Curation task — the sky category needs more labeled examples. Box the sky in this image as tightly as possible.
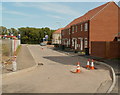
[0,1,119,30]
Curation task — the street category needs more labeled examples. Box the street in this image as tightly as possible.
[2,45,112,93]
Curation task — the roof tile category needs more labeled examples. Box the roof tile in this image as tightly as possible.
[64,2,110,29]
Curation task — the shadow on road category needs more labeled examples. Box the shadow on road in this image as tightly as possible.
[44,56,96,68]
[50,47,120,73]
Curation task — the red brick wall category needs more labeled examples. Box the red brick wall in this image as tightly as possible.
[62,21,89,50]
[89,2,119,54]
[91,41,120,59]
[91,42,106,58]
[71,21,89,50]
[71,21,89,38]
[108,42,120,58]
[90,2,119,42]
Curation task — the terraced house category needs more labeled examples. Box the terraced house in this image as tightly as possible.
[61,1,120,55]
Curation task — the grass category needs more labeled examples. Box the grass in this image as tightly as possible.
[2,44,11,62]
[2,45,22,65]
[16,45,22,55]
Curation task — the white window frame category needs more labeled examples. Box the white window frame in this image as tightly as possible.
[84,23,88,31]
[118,39,120,41]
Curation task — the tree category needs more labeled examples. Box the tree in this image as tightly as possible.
[18,27,55,44]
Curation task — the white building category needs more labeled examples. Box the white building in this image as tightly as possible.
[52,28,63,45]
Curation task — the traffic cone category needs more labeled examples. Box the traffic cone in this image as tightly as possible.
[90,59,95,70]
[86,59,90,69]
[76,62,80,73]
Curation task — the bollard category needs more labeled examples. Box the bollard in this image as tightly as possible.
[12,61,17,72]
[12,56,17,72]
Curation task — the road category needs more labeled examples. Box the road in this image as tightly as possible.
[2,45,112,93]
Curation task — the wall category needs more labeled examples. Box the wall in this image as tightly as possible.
[90,2,119,42]
[52,33,61,44]
[89,2,119,54]
[12,39,21,54]
[91,41,120,59]
[2,39,21,62]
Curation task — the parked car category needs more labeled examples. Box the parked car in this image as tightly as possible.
[40,43,46,46]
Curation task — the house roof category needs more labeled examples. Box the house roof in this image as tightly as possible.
[63,2,115,30]
[53,28,63,34]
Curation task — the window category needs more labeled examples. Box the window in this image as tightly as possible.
[76,25,77,32]
[84,23,88,31]
[81,24,83,31]
[62,31,64,36]
[72,26,74,33]
[84,38,88,48]
[69,29,70,35]
[118,38,120,41]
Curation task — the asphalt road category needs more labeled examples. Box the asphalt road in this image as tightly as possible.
[2,45,112,93]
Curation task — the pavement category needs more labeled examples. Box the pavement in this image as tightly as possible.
[2,44,36,74]
[51,46,120,94]
[2,45,113,93]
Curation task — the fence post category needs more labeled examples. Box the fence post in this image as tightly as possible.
[12,38,17,71]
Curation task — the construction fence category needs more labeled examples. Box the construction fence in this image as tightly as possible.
[91,41,120,59]
[1,39,21,62]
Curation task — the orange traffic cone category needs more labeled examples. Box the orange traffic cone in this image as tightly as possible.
[76,62,81,73]
[90,59,95,70]
[86,59,90,69]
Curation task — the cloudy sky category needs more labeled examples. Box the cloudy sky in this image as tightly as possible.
[0,0,119,29]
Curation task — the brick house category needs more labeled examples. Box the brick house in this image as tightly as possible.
[61,1,119,54]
